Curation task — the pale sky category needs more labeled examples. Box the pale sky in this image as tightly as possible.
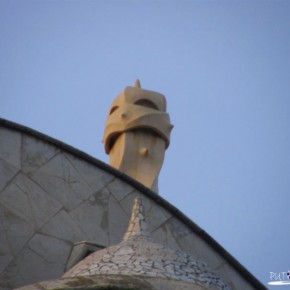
[1,1,290,288]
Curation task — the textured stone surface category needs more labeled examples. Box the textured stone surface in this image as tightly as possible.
[30,153,94,211]
[107,178,135,201]
[68,187,110,245]
[178,234,226,270]
[0,123,263,290]
[65,241,105,271]
[41,210,85,242]
[64,198,230,290]
[16,274,208,290]
[0,205,34,256]
[120,192,172,237]
[108,195,129,245]
[217,263,256,290]
[65,153,114,193]
[152,222,180,250]
[0,173,62,229]
[28,234,71,264]
[0,159,19,193]
[0,127,21,169]
[21,135,59,174]
[0,247,64,289]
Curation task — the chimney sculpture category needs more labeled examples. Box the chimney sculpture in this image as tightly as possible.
[103,80,173,193]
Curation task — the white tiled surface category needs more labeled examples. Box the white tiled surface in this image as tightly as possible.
[0,126,256,290]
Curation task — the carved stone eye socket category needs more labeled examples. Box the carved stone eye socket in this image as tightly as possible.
[109,106,119,115]
[135,99,159,110]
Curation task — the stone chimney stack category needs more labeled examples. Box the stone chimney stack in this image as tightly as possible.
[103,80,173,193]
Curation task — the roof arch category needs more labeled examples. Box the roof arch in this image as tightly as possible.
[0,118,266,289]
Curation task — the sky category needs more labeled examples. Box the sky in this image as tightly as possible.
[1,0,290,288]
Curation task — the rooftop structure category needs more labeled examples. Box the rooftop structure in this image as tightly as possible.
[0,82,266,289]
[103,80,173,192]
[17,198,229,290]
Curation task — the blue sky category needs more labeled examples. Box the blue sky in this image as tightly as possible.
[1,0,290,288]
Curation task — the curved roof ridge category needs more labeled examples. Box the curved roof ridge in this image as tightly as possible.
[0,117,266,290]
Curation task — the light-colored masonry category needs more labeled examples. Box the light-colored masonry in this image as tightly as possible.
[0,121,264,289]
[64,198,230,290]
